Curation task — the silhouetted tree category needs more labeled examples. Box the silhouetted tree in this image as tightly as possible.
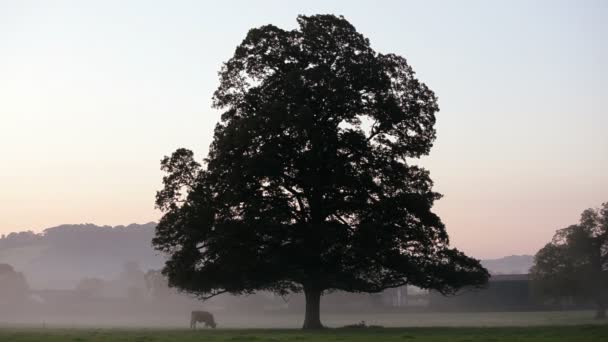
[153,14,489,329]
[531,202,608,319]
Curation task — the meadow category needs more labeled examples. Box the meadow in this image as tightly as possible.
[0,325,607,342]
[1,311,607,341]
[2,310,605,329]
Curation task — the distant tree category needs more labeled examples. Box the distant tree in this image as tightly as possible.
[118,261,146,300]
[153,14,489,329]
[0,263,29,305]
[144,269,173,300]
[531,202,608,319]
[120,261,145,284]
[75,277,106,299]
[0,230,39,249]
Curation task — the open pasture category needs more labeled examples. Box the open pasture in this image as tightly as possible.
[1,311,607,341]
[1,310,605,329]
[0,325,607,342]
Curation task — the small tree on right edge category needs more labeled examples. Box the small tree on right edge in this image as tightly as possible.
[531,202,608,319]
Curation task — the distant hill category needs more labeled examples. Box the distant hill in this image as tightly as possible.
[1,223,534,289]
[481,255,534,275]
[0,223,164,289]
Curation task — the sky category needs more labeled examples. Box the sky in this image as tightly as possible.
[0,0,606,259]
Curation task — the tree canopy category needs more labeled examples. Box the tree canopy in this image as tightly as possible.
[531,202,608,319]
[153,14,489,329]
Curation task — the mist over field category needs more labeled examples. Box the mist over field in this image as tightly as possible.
[0,223,532,290]
[0,223,568,330]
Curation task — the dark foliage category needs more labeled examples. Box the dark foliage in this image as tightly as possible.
[531,202,608,319]
[153,14,488,329]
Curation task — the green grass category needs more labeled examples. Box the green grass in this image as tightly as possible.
[1,311,607,341]
[1,326,607,342]
[3,311,604,329]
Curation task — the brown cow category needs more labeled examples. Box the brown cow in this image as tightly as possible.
[190,310,217,329]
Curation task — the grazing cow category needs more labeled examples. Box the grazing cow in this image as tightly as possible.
[190,310,217,329]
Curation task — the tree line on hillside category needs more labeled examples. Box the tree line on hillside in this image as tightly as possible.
[0,223,163,289]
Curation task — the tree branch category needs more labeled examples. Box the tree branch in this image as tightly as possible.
[366,119,381,143]
[333,214,350,226]
[195,289,229,301]
[281,185,309,222]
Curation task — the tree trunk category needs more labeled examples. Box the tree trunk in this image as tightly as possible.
[595,302,606,320]
[302,287,323,329]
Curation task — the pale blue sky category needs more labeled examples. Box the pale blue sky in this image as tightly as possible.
[0,0,606,258]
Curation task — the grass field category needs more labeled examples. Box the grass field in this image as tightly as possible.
[2,311,607,341]
[2,311,606,329]
[1,326,608,342]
